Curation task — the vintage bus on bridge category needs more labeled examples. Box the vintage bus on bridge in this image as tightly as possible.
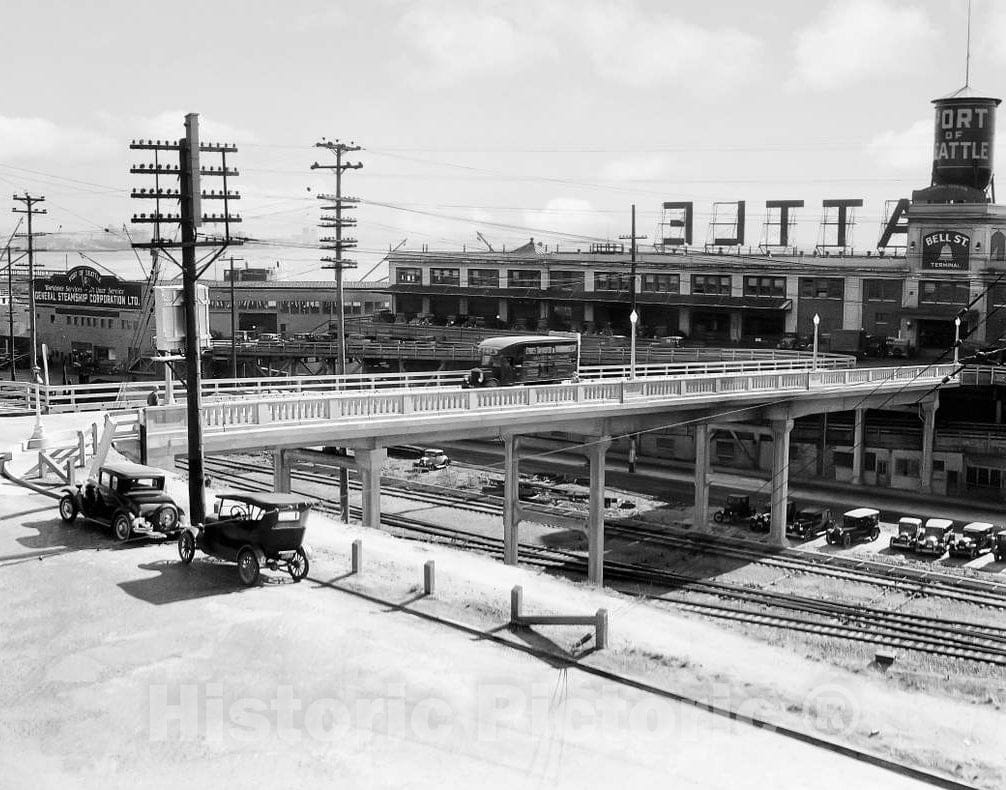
[465,335,579,388]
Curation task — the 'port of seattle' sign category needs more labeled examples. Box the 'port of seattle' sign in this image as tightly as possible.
[921,231,970,271]
[34,265,143,309]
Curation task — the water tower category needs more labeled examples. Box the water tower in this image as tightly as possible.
[924,86,1000,202]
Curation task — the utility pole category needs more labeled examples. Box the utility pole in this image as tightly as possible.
[13,193,48,446]
[618,204,647,472]
[312,139,362,524]
[6,246,12,380]
[228,255,245,378]
[130,116,242,525]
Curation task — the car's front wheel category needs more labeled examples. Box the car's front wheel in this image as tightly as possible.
[871,527,880,542]
[289,547,309,581]
[112,512,132,542]
[237,547,260,587]
[713,511,724,523]
[842,533,852,547]
[178,531,195,564]
[58,494,78,524]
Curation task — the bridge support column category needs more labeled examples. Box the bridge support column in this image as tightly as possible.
[920,399,937,494]
[770,418,793,546]
[851,408,865,485]
[503,435,521,565]
[356,448,387,528]
[273,449,291,493]
[586,436,611,587]
[693,423,710,530]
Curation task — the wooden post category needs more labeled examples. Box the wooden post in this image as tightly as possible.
[595,608,608,649]
[351,539,362,573]
[510,585,523,623]
[423,560,435,595]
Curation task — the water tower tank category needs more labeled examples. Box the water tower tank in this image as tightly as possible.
[931,86,1001,191]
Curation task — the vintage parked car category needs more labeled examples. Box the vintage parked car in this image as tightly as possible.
[413,448,451,471]
[913,518,955,556]
[889,516,922,551]
[948,521,996,559]
[994,530,1006,563]
[714,494,756,524]
[826,507,881,546]
[749,500,797,534]
[177,492,313,586]
[58,462,182,541]
[786,506,833,540]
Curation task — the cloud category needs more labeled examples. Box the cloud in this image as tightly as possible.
[287,7,349,33]
[866,118,932,171]
[396,2,556,83]
[977,5,1006,75]
[599,155,676,183]
[523,197,603,242]
[394,0,761,92]
[108,111,259,145]
[791,0,936,91]
[0,116,116,160]
[563,4,762,91]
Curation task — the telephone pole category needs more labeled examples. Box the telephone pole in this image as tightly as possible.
[312,139,361,375]
[312,139,362,524]
[13,194,48,446]
[130,115,242,525]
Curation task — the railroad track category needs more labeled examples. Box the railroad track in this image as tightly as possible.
[194,454,1006,610]
[187,456,1006,666]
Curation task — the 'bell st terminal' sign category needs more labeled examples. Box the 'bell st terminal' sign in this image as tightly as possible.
[921,231,970,271]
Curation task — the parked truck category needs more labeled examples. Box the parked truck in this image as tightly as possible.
[821,329,885,359]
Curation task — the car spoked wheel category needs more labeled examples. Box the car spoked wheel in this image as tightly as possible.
[177,532,195,564]
[871,527,880,542]
[112,512,133,542]
[58,494,78,524]
[289,547,309,582]
[842,533,852,547]
[237,547,260,587]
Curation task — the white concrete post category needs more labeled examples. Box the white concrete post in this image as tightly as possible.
[503,434,521,565]
[356,447,387,528]
[586,436,611,587]
[693,423,710,530]
[851,408,865,485]
[273,448,291,493]
[920,400,937,494]
[770,417,794,546]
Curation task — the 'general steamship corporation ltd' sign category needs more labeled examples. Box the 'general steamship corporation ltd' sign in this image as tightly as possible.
[921,231,971,271]
[33,265,143,310]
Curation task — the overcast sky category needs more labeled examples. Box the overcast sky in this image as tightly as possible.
[1,0,1002,281]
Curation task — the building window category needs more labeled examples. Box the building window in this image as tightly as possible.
[864,452,876,472]
[508,270,542,288]
[549,271,585,292]
[50,314,55,323]
[691,275,731,295]
[919,280,969,305]
[798,277,844,299]
[468,269,499,288]
[430,268,460,286]
[894,457,921,477]
[641,273,680,293]
[743,276,786,297]
[864,279,901,301]
[65,316,70,325]
[992,231,1006,262]
[966,465,1005,489]
[933,459,945,472]
[396,267,421,285]
[593,272,631,292]
[833,451,853,468]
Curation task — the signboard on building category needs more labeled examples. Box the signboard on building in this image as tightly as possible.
[34,265,143,309]
[921,231,970,271]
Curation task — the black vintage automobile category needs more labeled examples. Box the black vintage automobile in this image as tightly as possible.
[826,507,881,546]
[948,521,996,559]
[994,530,1006,563]
[58,462,182,541]
[749,500,797,534]
[786,506,832,540]
[713,494,755,524]
[177,492,313,586]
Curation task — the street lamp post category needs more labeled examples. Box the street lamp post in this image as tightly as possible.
[629,309,638,380]
[812,313,820,372]
[954,316,961,366]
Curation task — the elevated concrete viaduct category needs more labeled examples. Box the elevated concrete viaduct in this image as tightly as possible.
[140,365,954,586]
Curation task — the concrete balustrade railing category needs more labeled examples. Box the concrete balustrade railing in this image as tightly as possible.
[141,363,958,468]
